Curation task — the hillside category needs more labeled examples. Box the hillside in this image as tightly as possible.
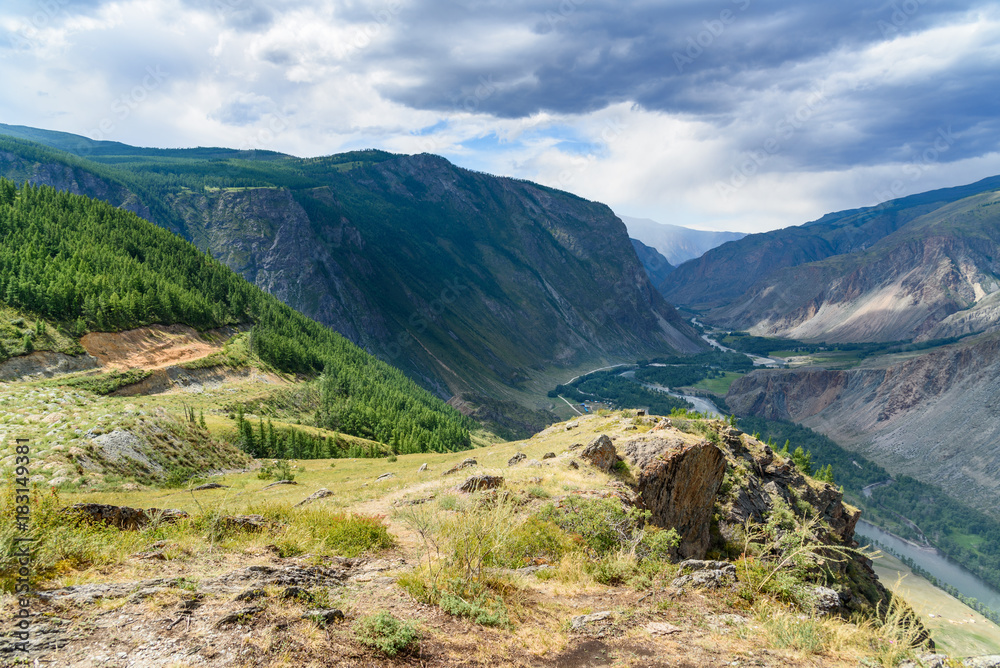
[0,127,703,412]
[0,180,475,459]
[662,176,1000,323]
[3,410,968,667]
[631,238,674,286]
[725,333,1000,518]
[621,215,745,267]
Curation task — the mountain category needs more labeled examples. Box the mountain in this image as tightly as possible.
[662,176,1000,342]
[630,238,674,286]
[0,127,703,411]
[621,215,745,266]
[725,332,1000,519]
[0,178,474,454]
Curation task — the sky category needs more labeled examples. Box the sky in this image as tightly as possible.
[1,0,1000,233]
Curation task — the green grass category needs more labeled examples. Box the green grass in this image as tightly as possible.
[690,371,745,394]
[871,552,1000,657]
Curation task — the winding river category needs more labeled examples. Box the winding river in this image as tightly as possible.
[856,520,1000,612]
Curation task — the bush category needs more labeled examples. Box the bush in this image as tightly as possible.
[313,512,394,557]
[353,611,419,657]
[439,579,512,628]
[539,497,650,557]
[491,516,573,568]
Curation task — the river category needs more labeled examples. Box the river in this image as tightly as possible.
[856,520,1000,611]
[618,370,724,417]
[689,317,781,368]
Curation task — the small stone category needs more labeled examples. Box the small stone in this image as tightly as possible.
[571,611,613,632]
[418,463,428,472]
[542,452,556,460]
[375,472,394,481]
[192,482,229,491]
[508,452,526,466]
[304,609,345,627]
[234,588,267,602]
[262,479,297,490]
[443,458,478,476]
[458,475,504,493]
[294,488,333,507]
[568,460,579,470]
[216,606,263,627]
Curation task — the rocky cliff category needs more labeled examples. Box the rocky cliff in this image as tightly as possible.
[725,334,1000,515]
[662,176,1000,343]
[0,129,703,406]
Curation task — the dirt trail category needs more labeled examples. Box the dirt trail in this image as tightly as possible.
[81,324,226,370]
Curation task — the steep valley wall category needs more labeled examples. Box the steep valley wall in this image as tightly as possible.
[725,335,1000,515]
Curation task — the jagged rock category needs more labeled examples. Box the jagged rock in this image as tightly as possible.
[219,515,270,533]
[294,488,333,507]
[962,657,1000,668]
[810,586,843,615]
[568,460,579,469]
[459,475,504,493]
[670,560,737,589]
[443,458,477,475]
[418,463,428,472]
[645,621,683,636]
[542,452,556,460]
[580,435,617,472]
[508,452,526,466]
[620,435,685,470]
[570,611,613,633]
[568,442,584,451]
[216,606,263,627]
[636,440,726,559]
[304,609,345,626]
[192,482,228,491]
[280,586,314,602]
[262,479,297,489]
[234,588,267,602]
[375,472,394,481]
[63,504,189,530]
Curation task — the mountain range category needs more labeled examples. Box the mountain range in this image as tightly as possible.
[621,215,745,267]
[0,124,702,421]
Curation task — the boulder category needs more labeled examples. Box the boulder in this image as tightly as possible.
[508,452,526,466]
[375,472,394,481]
[542,452,556,460]
[619,436,685,470]
[443,458,477,475]
[810,586,843,616]
[580,435,617,472]
[418,463,428,472]
[192,482,229,491]
[294,488,333,507]
[636,440,726,559]
[262,479,297,489]
[670,560,737,589]
[64,503,189,530]
[458,475,504,493]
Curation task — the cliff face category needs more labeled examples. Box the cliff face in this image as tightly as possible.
[0,133,703,402]
[662,178,1000,343]
[726,335,1000,514]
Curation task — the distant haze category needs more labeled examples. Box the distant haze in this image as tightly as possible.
[621,216,745,266]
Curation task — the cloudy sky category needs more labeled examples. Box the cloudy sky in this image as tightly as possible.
[2,0,999,232]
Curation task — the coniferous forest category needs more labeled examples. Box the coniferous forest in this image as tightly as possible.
[0,179,473,453]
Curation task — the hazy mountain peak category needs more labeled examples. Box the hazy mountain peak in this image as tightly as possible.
[620,215,746,266]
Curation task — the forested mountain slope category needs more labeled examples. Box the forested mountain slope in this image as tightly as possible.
[0,180,472,452]
[0,127,702,407]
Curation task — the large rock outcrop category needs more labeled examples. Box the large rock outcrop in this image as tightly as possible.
[632,440,726,559]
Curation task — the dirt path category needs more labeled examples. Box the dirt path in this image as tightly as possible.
[81,324,227,370]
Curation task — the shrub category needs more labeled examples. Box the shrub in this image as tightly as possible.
[439,579,512,628]
[539,496,650,557]
[353,611,419,657]
[314,512,394,557]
